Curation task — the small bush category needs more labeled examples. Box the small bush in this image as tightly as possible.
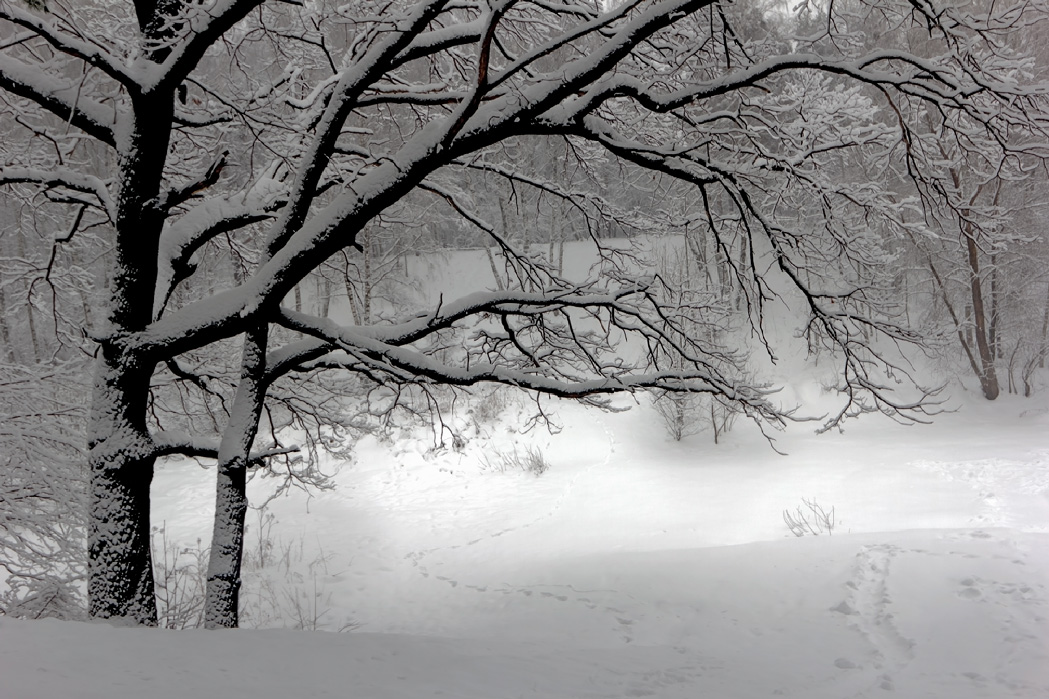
[783,498,836,537]
[480,444,551,477]
[470,386,511,427]
[651,391,740,443]
[151,524,208,629]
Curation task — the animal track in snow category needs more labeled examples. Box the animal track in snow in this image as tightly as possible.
[956,576,1046,606]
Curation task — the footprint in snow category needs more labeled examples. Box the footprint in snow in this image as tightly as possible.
[956,576,1045,605]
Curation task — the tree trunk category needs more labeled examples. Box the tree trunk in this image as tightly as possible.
[204,462,249,628]
[17,231,41,362]
[87,344,159,624]
[962,224,1000,400]
[88,87,173,622]
[0,284,15,362]
[1040,282,1049,369]
[205,325,268,628]
[989,254,1000,360]
[362,227,372,323]
[318,274,331,318]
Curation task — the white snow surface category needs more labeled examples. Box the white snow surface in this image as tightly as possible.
[2,386,1048,698]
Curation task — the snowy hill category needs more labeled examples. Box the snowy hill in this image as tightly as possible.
[3,389,1048,698]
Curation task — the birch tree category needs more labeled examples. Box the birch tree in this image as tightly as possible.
[0,0,1045,626]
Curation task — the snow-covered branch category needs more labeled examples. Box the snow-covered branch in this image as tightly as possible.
[263,0,454,255]
[0,54,116,146]
[144,0,270,92]
[0,2,136,88]
[0,167,114,220]
[276,302,782,421]
[154,182,289,319]
[151,430,298,466]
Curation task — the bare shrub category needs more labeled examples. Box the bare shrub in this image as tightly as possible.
[151,525,208,629]
[238,514,358,631]
[150,509,359,631]
[652,391,741,443]
[0,359,90,621]
[480,445,551,477]
[470,385,511,428]
[783,499,837,537]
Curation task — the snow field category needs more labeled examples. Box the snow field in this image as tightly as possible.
[4,388,1045,697]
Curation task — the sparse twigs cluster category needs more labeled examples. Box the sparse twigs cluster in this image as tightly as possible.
[783,499,837,537]
[469,386,512,430]
[150,508,357,632]
[240,533,356,632]
[652,391,741,443]
[151,525,207,630]
[480,445,551,477]
[0,360,89,621]
[645,240,749,444]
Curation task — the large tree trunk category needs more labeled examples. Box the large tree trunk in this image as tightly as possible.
[204,325,268,628]
[87,87,173,622]
[87,345,159,624]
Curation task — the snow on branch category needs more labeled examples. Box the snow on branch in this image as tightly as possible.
[0,2,136,88]
[263,0,455,256]
[0,54,116,146]
[453,0,718,143]
[140,0,269,92]
[0,167,115,220]
[154,179,289,319]
[393,19,484,68]
[151,430,298,466]
[554,52,960,123]
[274,288,784,424]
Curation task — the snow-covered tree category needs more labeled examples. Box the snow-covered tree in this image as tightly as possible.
[0,0,1045,626]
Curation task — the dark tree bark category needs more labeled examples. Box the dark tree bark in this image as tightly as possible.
[87,91,173,624]
[204,326,267,628]
[962,224,1000,400]
[87,348,158,623]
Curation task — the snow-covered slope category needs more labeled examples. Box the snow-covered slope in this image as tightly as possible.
[3,389,1048,698]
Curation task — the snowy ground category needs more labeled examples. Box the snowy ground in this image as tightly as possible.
[2,384,1048,698]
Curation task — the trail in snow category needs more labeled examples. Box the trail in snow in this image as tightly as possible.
[833,543,914,694]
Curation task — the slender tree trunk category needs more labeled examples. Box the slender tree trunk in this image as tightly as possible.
[0,284,15,362]
[989,253,1000,360]
[318,274,331,318]
[485,245,505,291]
[962,224,1000,400]
[16,232,41,362]
[342,251,362,324]
[922,250,985,387]
[362,227,372,323]
[205,325,268,629]
[1040,282,1049,369]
